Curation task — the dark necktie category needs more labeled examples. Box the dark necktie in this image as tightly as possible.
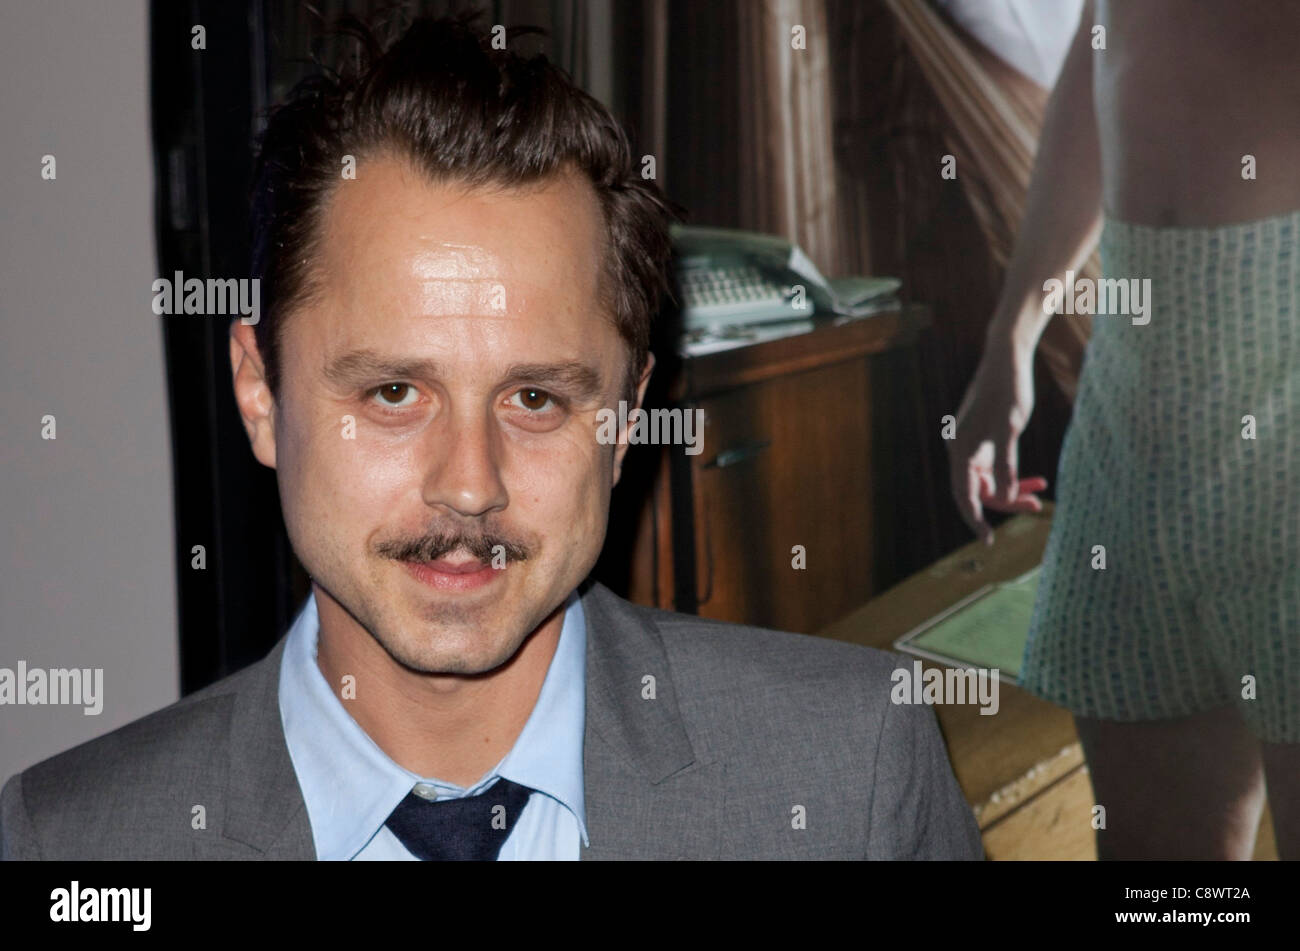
[384,777,534,861]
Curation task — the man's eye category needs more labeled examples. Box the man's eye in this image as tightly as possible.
[511,387,556,412]
[372,383,418,408]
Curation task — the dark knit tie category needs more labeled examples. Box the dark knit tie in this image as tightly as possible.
[384,777,534,861]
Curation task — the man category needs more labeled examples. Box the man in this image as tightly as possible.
[2,11,981,861]
[948,0,1300,859]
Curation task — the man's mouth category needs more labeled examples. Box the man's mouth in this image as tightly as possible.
[420,556,487,574]
[400,553,502,592]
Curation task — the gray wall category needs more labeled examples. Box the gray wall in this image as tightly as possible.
[1,0,178,781]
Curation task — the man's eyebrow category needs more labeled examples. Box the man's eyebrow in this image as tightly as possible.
[501,362,604,398]
[321,351,605,397]
[322,350,442,387]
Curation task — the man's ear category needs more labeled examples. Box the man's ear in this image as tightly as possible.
[612,352,655,487]
[229,320,278,469]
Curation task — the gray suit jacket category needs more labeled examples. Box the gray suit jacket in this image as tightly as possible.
[1,581,983,860]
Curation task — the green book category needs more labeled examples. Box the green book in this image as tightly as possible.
[893,566,1041,683]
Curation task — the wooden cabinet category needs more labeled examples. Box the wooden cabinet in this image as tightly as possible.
[599,304,933,634]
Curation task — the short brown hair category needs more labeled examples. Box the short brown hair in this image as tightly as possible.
[249,9,680,400]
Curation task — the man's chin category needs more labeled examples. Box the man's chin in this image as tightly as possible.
[381,582,531,674]
[344,557,569,674]
[390,645,511,677]
[378,619,526,676]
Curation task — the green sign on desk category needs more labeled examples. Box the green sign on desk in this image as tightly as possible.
[894,566,1041,682]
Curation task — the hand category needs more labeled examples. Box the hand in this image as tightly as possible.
[947,341,1047,545]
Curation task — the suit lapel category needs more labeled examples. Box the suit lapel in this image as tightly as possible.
[578,582,724,860]
[219,635,316,859]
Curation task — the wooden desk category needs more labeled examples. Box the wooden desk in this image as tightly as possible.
[611,304,935,634]
[817,505,1278,860]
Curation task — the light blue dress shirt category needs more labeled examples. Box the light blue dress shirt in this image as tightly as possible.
[278,589,589,860]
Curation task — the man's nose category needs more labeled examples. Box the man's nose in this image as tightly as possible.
[420,406,508,518]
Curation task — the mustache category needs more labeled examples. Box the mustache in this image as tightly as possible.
[374,528,531,565]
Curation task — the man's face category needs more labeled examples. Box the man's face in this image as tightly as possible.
[233,155,644,674]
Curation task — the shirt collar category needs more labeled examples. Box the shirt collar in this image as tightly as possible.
[279,589,588,860]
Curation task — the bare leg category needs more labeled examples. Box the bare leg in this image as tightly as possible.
[1074,706,1267,860]
[1260,742,1300,860]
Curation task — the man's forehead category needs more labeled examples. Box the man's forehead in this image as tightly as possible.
[286,157,626,385]
[409,242,495,277]
[320,157,604,279]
